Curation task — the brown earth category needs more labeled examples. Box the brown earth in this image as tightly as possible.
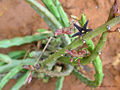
[0,0,120,90]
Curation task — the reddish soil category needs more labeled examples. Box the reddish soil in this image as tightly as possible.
[0,0,120,90]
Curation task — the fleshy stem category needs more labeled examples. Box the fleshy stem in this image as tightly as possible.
[53,0,70,27]
[0,32,53,48]
[41,0,71,46]
[27,0,73,79]
[41,0,63,25]
[79,0,119,65]
[59,5,117,86]
[73,0,120,84]
[80,32,107,65]
[26,0,71,46]
[41,16,120,66]
[0,58,36,73]
[26,0,120,66]
[26,0,62,29]
[55,77,64,90]
[74,1,120,87]
[71,14,103,87]
[58,22,104,87]
[72,40,103,87]
[58,52,103,87]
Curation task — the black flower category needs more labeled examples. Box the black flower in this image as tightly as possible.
[72,20,92,37]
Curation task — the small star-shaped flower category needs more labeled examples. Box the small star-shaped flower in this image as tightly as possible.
[72,20,92,37]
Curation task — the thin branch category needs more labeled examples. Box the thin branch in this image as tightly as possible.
[35,37,53,65]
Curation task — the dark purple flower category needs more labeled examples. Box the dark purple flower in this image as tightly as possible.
[72,20,92,37]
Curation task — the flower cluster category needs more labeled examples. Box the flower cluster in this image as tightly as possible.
[54,20,92,38]
[54,28,73,36]
[65,49,86,66]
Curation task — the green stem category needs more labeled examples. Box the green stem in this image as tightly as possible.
[26,0,62,30]
[72,51,103,87]
[69,14,103,87]
[8,50,26,59]
[74,40,103,87]
[80,32,108,65]
[59,40,104,87]
[55,77,64,90]
[41,0,63,25]
[53,0,70,27]
[71,14,104,87]
[0,33,52,48]
[41,0,71,46]
[0,65,22,89]
[0,62,5,66]
[0,53,12,64]
[26,0,71,46]
[11,71,31,90]
[41,16,120,66]
[0,58,36,73]
[58,57,77,66]
[80,0,118,65]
